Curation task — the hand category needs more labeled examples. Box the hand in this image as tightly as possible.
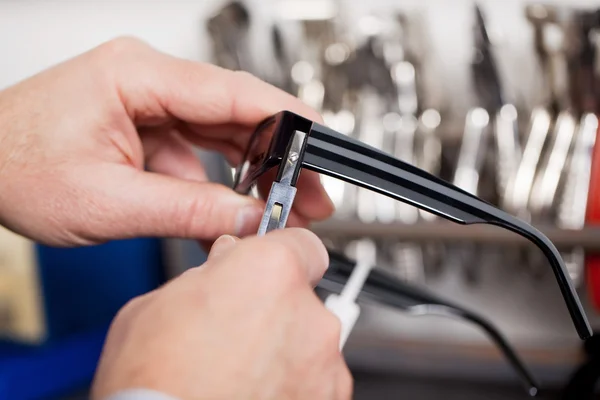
[0,37,333,246]
[91,228,352,400]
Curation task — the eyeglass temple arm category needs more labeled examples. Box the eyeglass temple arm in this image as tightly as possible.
[323,251,539,396]
[304,122,592,339]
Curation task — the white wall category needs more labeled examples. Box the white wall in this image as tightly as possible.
[0,0,217,88]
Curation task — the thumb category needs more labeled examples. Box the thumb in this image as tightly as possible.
[87,166,264,242]
[207,235,240,261]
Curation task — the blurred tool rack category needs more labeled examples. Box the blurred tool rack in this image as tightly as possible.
[203,0,600,394]
[312,220,600,250]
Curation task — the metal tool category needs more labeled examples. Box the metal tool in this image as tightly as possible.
[293,61,326,111]
[472,5,522,202]
[560,11,600,224]
[502,108,553,219]
[385,113,424,280]
[525,4,562,110]
[207,1,254,73]
[379,20,426,278]
[401,11,442,222]
[392,61,419,116]
[529,9,599,222]
[500,6,564,217]
[494,104,522,195]
[453,107,490,195]
[414,109,442,222]
[453,6,505,197]
[453,109,490,286]
[528,111,577,219]
[321,108,358,220]
[257,130,308,236]
[558,115,598,228]
[271,24,297,94]
[558,11,600,287]
[355,91,390,224]
[527,4,570,112]
[291,15,340,111]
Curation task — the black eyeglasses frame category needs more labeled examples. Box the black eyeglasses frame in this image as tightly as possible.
[232,110,592,340]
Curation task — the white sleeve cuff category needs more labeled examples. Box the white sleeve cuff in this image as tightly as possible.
[104,389,181,400]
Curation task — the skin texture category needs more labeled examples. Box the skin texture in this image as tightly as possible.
[92,229,352,400]
[0,38,347,399]
[0,36,334,247]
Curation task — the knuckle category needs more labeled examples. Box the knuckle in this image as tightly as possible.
[256,242,305,289]
[163,187,217,239]
[94,36,151,65]
[113,293,149,323]
[182,193,212,238]
[101,36,148,54]
[232,69,259,83]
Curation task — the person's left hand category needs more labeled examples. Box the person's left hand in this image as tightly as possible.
[0,37,333,246]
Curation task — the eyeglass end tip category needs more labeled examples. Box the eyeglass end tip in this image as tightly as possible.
[579,324,593,340]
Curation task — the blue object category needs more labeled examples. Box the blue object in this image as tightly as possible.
[36,238,164,341]
[0,238,164,399]
[0,326,107,400]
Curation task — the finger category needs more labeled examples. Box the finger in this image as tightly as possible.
[198,207,310,255]
[187,134,334,224]
[155,81,335,223]
[177,123,246,166]
[141,127,207,182]
[152,63,323,127]
[207,234,239,261]
[177,130,331,226]
[224,228,329,287]
[105,39,333,222]
[78,164,265,242]
[333,358,354,400]
[285,211,310,229]
[294,171,335,220]
[183,124,335,222]
[184,122,253,147]
[108,38,322,127]
[257,168,334,222]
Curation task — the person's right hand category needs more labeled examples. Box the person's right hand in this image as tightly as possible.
[91,228,353,400]
[0,37,332,247]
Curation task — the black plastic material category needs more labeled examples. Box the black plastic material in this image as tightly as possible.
[323,249,539,397]
[562,333,600,399]
[233,111,313,192]
[233,110,592,340]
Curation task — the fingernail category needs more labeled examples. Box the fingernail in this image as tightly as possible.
[182,171,207,183]
[234,205,263,237]
[323,188,336,212]
[208,235,238,260]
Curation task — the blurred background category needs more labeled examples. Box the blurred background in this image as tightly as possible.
[4,0,600,398]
